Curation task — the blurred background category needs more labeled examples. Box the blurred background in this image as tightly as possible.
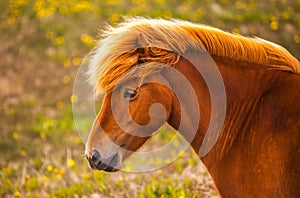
[0,0,299,197]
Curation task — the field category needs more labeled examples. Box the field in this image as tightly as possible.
[0,0,299,197]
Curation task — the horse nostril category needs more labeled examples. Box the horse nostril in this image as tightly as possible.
[91,149,101,163]
[120,144,126,148]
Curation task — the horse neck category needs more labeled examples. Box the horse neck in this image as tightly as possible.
[165,52,279,168]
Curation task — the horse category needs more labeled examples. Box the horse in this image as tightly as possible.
[84,17,300,197]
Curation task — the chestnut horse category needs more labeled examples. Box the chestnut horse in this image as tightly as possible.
[85,18,300,197]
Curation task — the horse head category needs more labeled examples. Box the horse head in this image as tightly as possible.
[85,63,179,171]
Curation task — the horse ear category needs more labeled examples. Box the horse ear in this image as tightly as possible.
[136,33,150,48]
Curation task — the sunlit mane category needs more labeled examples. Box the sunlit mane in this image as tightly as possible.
[87,17,300,92]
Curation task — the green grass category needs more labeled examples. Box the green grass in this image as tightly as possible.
[0,0,299,197]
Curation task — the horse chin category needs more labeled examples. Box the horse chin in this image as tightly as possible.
[102,166,120,172]
[91,161,121,172]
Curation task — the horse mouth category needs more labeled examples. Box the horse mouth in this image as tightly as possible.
[88,152,120,172]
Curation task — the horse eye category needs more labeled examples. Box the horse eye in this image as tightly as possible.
[123,88,137,99]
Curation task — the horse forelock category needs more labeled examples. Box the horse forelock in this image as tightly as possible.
[89,45,180,94]
[87,17,300,93]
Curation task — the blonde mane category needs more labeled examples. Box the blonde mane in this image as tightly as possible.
[87,17,300,92]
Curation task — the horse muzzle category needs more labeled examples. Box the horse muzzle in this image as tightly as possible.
[86,149,121,172]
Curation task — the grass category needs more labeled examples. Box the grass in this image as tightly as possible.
[0,0,299,197]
